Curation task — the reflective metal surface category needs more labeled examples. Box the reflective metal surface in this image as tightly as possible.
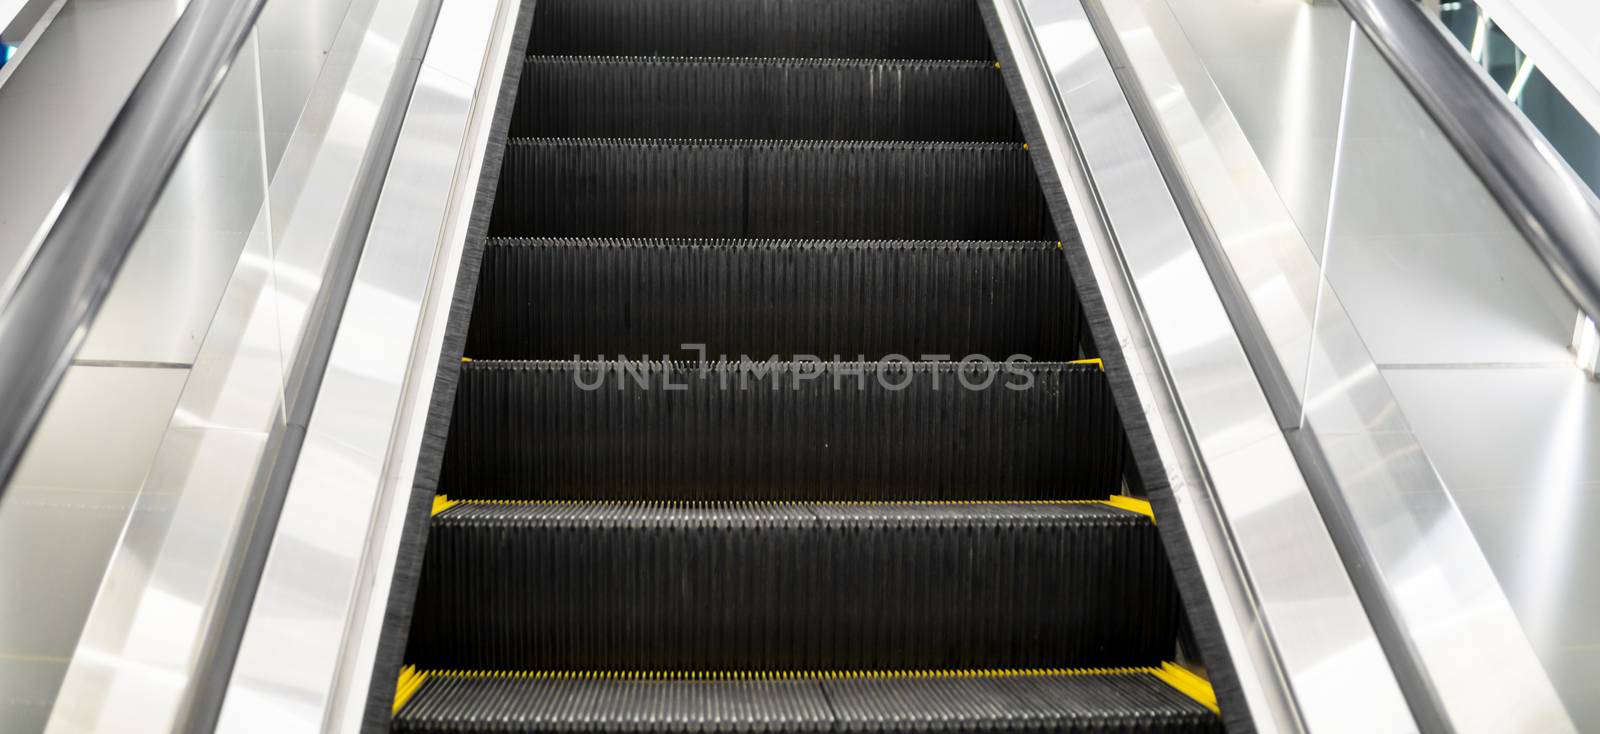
[0,366,186,731]
[218,0,520,729]
[1093,0,1586,729]
[0,0,269,499]
[31,0,439,729]
[992,0,1415,730]
[0,0,189,301]
[1384,366,1600,726]
[1337,0,1600,326]
[77,41,269,367]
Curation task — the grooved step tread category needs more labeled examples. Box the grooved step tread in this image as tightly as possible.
[468,237,1078,360]
[515,56,1019,140]
[393,669,1222,733]
[442,361,1125,502]
[528,0,993,60]
[406,501,1178,671]
[491,138,1050,240]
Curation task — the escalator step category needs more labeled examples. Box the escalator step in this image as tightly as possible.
[442,361,1124,501]
[527,0,992,60]
[490,139,1050,240]
[515,57,1020,141]
[467,238,1079,360]
[393,670,1222,733]
[406,502,1178,671]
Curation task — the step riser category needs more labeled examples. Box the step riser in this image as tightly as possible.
[490,140,1051,240]
[467,239,1081,360]
[529,0,992,60]
[407,504,1179,670]
[442,362,1126,501]
[515,58,1020,141]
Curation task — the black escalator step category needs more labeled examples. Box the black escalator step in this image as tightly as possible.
[490,139,1050,240]
[406,502,1179,671]
[515,57,1020,141]
[467,238,1078,360]
[442,360,1124,501]
[528,0,992,60]
[393,670,1222,733]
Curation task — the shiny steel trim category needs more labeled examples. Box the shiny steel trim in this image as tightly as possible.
[0,0,266,495]
[1085,1,1578,730]
[42,0,442,730]
[217,0,520,729]
[1337,0,1600,324]
[992,0,1415,730]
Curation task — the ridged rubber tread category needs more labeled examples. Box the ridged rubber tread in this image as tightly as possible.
[466,238,1080,360]
[406,502,1179,671]
[527,0,993,60]
[441,361,1125,501]
[515,57,1020,141]
[490,139,1051,240]
[393,672,1221,733]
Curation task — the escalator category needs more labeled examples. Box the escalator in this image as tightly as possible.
[385,0,1225,730]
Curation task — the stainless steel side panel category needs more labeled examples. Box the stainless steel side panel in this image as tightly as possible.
[40,0,427,731]
[217,0,522,729]
[1090,1,1579,730]
[989,1,1416,730]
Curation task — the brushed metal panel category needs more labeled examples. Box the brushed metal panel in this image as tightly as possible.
[0,0,189,304]
[42,0,420,730]
[1383,367,1600,492]
[1093,0,1579,729]
[77,42,267,366]
[1003,0,1417,729]
[0,366,186,734]
[220,0,516,724]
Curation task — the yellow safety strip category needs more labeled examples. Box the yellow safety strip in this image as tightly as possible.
[400,665,1218,712]
[1103,495,1154,523]
[431,498,1149,513]
[410,667,1160,681]
[1067,357,1104,371]
[461,356,473,363]
[394,665,430,714]
[1151,662,1220,715]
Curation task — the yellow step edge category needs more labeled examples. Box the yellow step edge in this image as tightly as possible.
[1066,357,1104,371]
[1102,495,1155,523]
[393,665,430,714]
[394,665,1216,715]
[1151,662,1219,715]
[432,498,1140,509]
[408,667,1164,682]
[432,499,1154,529]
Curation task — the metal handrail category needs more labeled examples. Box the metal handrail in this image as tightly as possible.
[1338,0,1600,324]
[0,0,268,491]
